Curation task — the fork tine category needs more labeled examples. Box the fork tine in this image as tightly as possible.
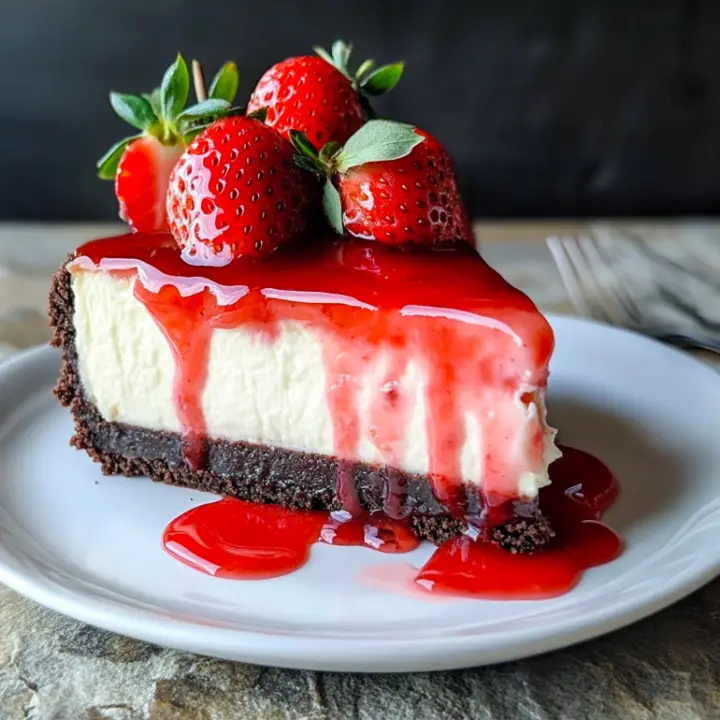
[591,234,646,325]
[576,235,634,327]
[554,235,619,324]
[548,235,637,327]
[562,237,619,325]
[551,230,720,352]
[546,236,597,320]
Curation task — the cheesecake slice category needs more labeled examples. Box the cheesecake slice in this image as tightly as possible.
[50,232,560,547]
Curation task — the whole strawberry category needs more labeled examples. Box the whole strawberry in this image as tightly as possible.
[166,115,315,264]
[247,40,403,148]
[290,120,473,246]
[97,55,239,233]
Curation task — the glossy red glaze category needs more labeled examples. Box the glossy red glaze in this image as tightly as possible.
[320,511,420,553]
[415,446,622,599]
[73,233,550,321]
[163,499,418,579]
[163,498,324,579]
[162,445,621,598]
[135,285,212,469]
[72,232,554,506]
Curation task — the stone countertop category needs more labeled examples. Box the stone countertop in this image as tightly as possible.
[0,221,719,719]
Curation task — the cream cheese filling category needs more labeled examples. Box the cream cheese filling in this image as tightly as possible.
[71,268,559,497]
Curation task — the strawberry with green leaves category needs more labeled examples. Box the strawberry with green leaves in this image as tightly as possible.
[166,114,316,264]
[97,55,239,233]
[290,120,474,246]
[247,40,403,148]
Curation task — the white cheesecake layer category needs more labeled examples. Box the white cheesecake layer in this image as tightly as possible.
[71,269,559,497]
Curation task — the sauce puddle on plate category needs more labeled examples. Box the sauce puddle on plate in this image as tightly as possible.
[162,445,622,600]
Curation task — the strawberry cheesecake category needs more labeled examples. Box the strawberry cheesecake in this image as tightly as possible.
[50,229,559,546]
[49,47,563,553]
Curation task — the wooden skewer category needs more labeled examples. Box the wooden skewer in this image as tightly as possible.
[192,60,207,102]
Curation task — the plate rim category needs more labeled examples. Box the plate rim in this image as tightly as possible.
[0,316,719,672]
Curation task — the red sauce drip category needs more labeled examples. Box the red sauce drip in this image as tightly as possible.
[163,499,418,579]
[162,445,621,599]
[414,446,622,599]
[320,511,420,553]
[134,284,211,469]
[73,232,554,506]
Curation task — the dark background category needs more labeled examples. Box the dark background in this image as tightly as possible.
[1,0,719,221]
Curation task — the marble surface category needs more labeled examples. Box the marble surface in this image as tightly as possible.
[0,221,719,719]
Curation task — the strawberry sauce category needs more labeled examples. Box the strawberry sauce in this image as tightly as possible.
[163,501,419,579]
[414,446,621,599]
[162,445,620,598]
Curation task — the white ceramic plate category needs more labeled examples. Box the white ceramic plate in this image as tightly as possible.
[0,316,719,672]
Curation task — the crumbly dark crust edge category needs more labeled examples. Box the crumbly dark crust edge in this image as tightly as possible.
[49,263,554,550]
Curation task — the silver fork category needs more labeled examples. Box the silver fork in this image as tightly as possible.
[547,234,720,354]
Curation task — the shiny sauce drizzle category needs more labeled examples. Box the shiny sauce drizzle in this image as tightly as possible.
[162,445,621,599]
[413,446,621,599]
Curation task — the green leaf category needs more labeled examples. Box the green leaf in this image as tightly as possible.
[109,93,158,131]
[335,120,424,172]
[96,135,139,179]
[142,88,162,117]
[331,40,353,75]
[355,58,375,82]
[361,62,404,96]
[289,130,321,163]
[160,53,190,121]
[313,45,335,67]
[293,155,323,174]
[247,106,268,122]
[323,181,344,234]
[319,140,341,165]
[209,61,239,103]
[176,98,230,122]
